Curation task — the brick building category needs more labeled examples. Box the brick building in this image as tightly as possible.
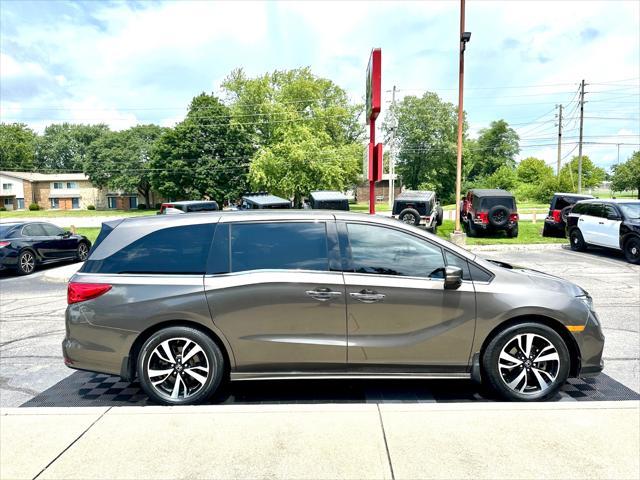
[355,173,401,203]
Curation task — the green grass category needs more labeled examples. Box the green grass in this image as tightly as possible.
[72,227,100,244]
[442,202,548,213]
[0,209,156,218]
[436,220,566,245]
[350,203,391,212]
[590,189,637,199]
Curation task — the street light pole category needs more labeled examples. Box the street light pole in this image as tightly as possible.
[454,0,470,234]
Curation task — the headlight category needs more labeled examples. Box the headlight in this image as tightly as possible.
[576,294,594,311]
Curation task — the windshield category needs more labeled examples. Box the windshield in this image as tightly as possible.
[480,197,515,210]
[618,203,640,219]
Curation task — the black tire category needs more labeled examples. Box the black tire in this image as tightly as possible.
[624,236,640,265]
[16,250,36,275]
[488,205,509,228]
[465,218,477,237]
[506,225,519,238]
[436,206,444,226]
[76,242,89,262]
[569,228,588,252]
[398,208,421,226]
[542,223,550,238]
[482,322,570,401]
[137,326,225,405]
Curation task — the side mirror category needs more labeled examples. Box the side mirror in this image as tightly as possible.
[444,266,463,290]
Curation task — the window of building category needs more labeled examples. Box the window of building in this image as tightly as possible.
[346,223,445,278]
[53,182,64,190]
[3,198,13,207]
[230,222,329,273]
[72,198,80,209]
[129,196,138,209]
[107,197,117,209]
[50,198,60,209]
[82,223,215,275]
[16,198,24,209]
[2,183,12,191]
[67,182,78,189]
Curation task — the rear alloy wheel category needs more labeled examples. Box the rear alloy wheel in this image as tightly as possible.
[399,208,420,226]
[137,326,225,405]
[17,250,36,275]
[77,242,89,261]
[569,229,587,252]
[624,236,640,265]
[482,323,570,401]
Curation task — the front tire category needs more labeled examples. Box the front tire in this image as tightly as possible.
[569,228,587,252]
[624,236,640,264]
[137,326,225,405]
[17,250,36,275]
[482,323,570,401]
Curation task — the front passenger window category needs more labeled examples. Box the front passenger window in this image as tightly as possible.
[347,223,445,278]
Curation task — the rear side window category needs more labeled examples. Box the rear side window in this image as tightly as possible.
[230,222,328,272]
[42,224,63,236]
[83,223,214,274]
[22,224,47,236]
[585,203,603,217]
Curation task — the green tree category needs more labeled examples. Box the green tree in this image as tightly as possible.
[149,93,255,203]
[611,151,640,198]
[0,123,37,170]
[471,120,520,178]
[516,157,554,184]
[558,155,606,192]
[36,123,110,171]
[224,68,363,205]
[386,92,462,202]
[85,125,166,206]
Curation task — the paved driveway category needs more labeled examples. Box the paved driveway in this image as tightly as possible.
[1,245,638,407]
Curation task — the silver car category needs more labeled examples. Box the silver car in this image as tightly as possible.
[63,211,604,405]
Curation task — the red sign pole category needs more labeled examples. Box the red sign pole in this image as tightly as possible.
[369,121,376,214]
[366,48,381,214]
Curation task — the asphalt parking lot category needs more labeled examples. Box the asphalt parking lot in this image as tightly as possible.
[0,245,638,408]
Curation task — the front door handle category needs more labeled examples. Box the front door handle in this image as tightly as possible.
[598,221,604,224]
[305,289,342,301]
[579,218,584,222]
[350,290,386,303]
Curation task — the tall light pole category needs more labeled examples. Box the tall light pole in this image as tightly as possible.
[454,0,471,234]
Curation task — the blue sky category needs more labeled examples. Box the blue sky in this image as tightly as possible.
[1,0,638,171]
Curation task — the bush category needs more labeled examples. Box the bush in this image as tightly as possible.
[137,203,147,210]
[28,203,40,211]
[154,203,161,210]
[87,205,96,210]
[0,207,6,212]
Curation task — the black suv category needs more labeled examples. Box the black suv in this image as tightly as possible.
[308,191,350,211]
[239,193,291,210]
[542,193,593,237]
[461,189,519,237]
[391,190,443,232]
[567,199,640,264]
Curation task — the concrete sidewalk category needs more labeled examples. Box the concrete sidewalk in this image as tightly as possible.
[1,402,638,480]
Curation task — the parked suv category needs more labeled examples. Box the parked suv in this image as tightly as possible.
[542,193,593,237]
[64,211,603,405]
[461,189,519,237]
[391,190,443,232]
[308,191,350,211]
[239,193,291,209]
[567,199,640,264]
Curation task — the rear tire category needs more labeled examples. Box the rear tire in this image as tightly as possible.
[436,206,444,226]
[482,322,570,401]
[466,218,477,237]
[624,236,640,265]
[16,250,36,276]
[137,326,225,405]
[76,242,89,262]
[569,228,587,252]
[506,225,519,238]
[398,208,421,226]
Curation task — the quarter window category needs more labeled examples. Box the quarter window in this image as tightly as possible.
[347,223,445,278]
[230,222,329,273]
[444,251,471,281]
[82,223,215,274]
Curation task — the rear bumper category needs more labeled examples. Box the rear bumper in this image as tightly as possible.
[543,220,566,237]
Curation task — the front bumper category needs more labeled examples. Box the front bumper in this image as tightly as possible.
[573,310,605,377]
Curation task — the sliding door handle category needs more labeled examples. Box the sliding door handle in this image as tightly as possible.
[350,290,386,303]
[305,289,342,301]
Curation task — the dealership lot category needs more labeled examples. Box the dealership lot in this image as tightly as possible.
[0,244,638,408]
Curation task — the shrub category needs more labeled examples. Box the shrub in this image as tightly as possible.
[0,207,6,212]
[87,205,96,210]
[154,203,161,209]
[137,203,147,210]
[28,203,40,211]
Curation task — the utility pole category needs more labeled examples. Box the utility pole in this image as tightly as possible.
[577,79,585,193]
[556,104,562,176]
[388,85,397,208]
[454,0,471,235]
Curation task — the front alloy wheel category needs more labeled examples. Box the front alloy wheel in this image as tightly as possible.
[624,237,640,265]
[77,243,89,261]
[137,327,225,405]
[17,251,35,275]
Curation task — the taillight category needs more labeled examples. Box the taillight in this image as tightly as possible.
[509,213,519,222]
[67,282,112,305]
[551,209,562,223]
[0,241,10,248]
[475,212,489,224]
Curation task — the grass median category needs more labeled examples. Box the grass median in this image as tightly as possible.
[1,209,156,218]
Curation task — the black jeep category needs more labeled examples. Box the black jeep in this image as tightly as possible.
[542,193,593,237]
[308,191,350,211]
[461,189,519,237]
[239,193,291,210]
[392,190,443,232]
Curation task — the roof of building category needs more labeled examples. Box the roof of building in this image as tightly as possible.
[0,171,89,182]
[310,191,349,201]
[469,189,514,198]
[396,190,435,201]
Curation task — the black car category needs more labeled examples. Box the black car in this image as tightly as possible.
[308,191,350,211]
[239,193,291,210]
[542,193,594,237]
[391,190,443,232]
[0,222,91,275]
[566,199,640,264]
